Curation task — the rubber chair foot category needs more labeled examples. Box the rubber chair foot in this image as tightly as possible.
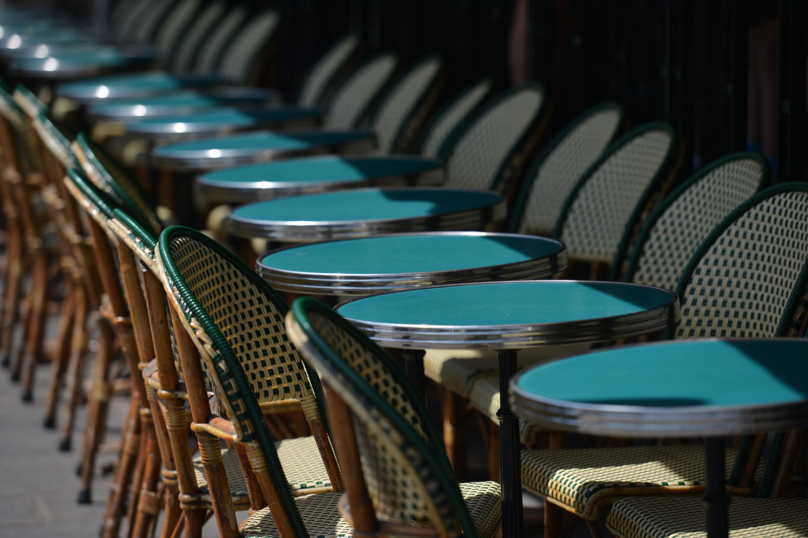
[10,371,19,382]
[21,390,32,402]
[58,438,71,452]
[77,489,91,504]
[43,416,56,429]
[75,463,83,476]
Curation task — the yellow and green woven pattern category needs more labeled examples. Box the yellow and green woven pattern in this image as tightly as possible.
[522,446,761,520]
[606,497,808,538]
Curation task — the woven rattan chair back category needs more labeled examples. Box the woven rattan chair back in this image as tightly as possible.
[170,1,226,73]
[74,133,162,236]
[669,183,808,341]
[215,9,280,85]
[193,5,248,74]
[510,102,624,236]
[618,152,771,289]
[296,34,361,108]
[325,52,399,130]
[441,83,548,195]
[118,0,158,42]
[366,55,445,153]
[552,122,681,265]
[133,0,179,45]
[287,297,495,538]
[416,78,493,160]
[152,0,201,57]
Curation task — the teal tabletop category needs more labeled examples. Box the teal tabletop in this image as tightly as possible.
[125,106,323,138]
[150,130,376,171]
[336,280,678,348]
[197,155,442,204]
[258,232,567,295]
[87,88,281,120]
[228,187,507,242]
[56,72,225,103]
[510,338,808,437]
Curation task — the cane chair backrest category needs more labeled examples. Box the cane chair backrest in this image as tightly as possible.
[288,298,494,538]
[416,78,493,160]
[193,4,248,74]
[215,9,280,84]
[296,34,361,108]
[74,133,162,236]
[324,52,399,130]
[441,83,548,194]
[133,0,179,45]
[510,102,624,236]
[553,122,680,265]
[13,84,48,120]
[669,183,808,341]
[619,152,770,289]
[171,1,226,73]
[152,0,201,57]
[119,0,161,43]
[368,55,444,153]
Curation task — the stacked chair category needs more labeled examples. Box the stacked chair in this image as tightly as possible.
[2,5,807,538]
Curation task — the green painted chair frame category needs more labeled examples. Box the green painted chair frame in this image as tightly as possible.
[286,297,502,538]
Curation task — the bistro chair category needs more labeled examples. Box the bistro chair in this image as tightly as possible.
[552,122,682,277]
[286,296,502,538]
[63,169,166,537]
[509,101,624,236]
[440,82,549,201]
[156,226,348,536]
[613,151,771,286]
[519,183,808,537]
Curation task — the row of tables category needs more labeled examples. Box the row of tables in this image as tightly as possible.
[5,11,806,536]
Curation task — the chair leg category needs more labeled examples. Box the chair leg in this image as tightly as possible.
[443,387,468,481]
[544,501,564,538]
[43,282,76,428]
[586,519,603,538]
[131,411,164,538]
[9,253,36,382]
[101,397,141,538]
[21,252,49,402]
[487,422,501,482]
[78,320,116,503]
[59,289,90,451]
[0,220,23,367]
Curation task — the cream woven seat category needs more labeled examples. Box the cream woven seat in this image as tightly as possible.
[241,482,502,538]
[606,497,808,538]
[522,446,764,520]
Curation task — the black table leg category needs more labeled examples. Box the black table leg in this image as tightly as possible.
[703,437,730,538]
[403,349,426,402]
[497,349,523,538]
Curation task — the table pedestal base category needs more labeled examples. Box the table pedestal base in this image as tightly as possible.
[498,349,523,538]
[704,437,730,538]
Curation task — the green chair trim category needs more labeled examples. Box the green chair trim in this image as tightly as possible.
[36,112,80,169]
[75,132,161,236]
[551,122,680,245]
[615,151,771,282]
[415,77,494,159]
[439,82,549,192]
[291,296,480,538]
[112,207,158,250]
[66,168,117,221]
[13,83,48,118]
[508,101,624,233]
[158,225,326,538]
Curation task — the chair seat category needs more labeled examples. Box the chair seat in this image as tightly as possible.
[194,436,335,507]
[425,344,589,398]
[522,446,765,520]
[240,481,502,538]
[606,497,808,538]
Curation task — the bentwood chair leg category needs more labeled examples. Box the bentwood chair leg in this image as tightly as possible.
[0,217,23,367]
[126,419,149,529]
[43,282,76,428]
[443,387,468,481]
[21,251,50,402]
[10,252,38,382]
[59,294,90,451]
[131,410,164,538]
[487,423,501,482]
[101,397,141,538]
[0,222,25,367]
[78,320,116,504]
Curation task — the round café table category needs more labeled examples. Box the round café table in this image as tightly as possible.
[227,187,506,243]
[11,48,155,80]
[150,130,376,171]
[335,280,680,538]
[258,232,566,296]
[510,338,808,538]
[56,72,228,104]
[86,88,282,121]
[197,155,443,205]
[123,106,324,142]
